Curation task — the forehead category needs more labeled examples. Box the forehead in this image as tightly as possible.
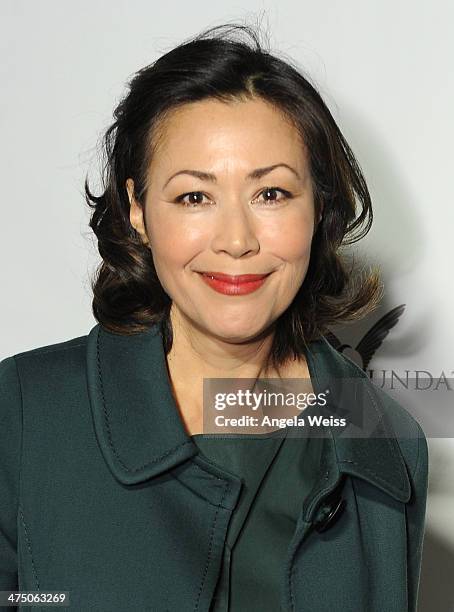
[150,97,307,170]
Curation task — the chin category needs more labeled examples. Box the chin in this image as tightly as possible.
[205,318,270,344]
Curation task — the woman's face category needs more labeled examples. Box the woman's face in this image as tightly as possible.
[127,97,320,343]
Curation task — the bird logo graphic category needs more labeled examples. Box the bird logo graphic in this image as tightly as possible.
[324,304,406,371]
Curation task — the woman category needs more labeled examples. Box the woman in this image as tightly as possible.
[0,23,428,612]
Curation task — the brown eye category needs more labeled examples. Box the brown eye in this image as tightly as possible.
[174,191,211,207]
[254,187,292,205]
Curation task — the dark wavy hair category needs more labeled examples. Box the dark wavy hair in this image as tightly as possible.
[85,22,383,370]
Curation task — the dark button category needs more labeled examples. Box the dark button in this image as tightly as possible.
[313,496,346,533]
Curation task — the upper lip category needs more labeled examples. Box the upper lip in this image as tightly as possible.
[197,271,272,282]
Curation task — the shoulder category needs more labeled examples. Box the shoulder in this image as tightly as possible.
[1,332,89,399]
[11,333,88,362]
[6,332,88,365]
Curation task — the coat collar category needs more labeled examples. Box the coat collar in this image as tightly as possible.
[85,322,411,504]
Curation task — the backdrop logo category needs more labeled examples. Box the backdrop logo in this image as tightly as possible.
[325,304,452,391]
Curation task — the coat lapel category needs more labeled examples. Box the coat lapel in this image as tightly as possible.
[85,322,411,504]
[86,322,198,485]
[303,336,412,510]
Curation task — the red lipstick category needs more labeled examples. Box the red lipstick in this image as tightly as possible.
[198,271,272,295]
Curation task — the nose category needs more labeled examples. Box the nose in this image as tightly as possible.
[210,203,260,259]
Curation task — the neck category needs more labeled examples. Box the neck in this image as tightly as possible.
[164,304,310,436]
[167,304,277,380]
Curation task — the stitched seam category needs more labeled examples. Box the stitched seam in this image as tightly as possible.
[349,477,373,576]
[337,459,403,495]
[412,427,422,482]
[188,461,234,510]
[173,462,234,510]
[194,481,230,611]
[289,543,297,611]
[18,505,39,591]
[288,519,310,612]
[96,328,192,472]
[302,453,329,516]
[364,385,398,457]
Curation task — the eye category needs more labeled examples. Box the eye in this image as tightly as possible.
[253,187,293,206]
[173,187,293,208]
[174,191,213,207]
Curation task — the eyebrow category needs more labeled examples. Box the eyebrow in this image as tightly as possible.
[163,163,301,189]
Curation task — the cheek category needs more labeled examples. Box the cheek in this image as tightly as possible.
[146,207,207,268]
[261,209,314,261]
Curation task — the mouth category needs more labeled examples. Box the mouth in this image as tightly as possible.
[196,271,273,296]
[197,271,272,283]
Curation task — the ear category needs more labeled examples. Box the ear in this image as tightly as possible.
[317,201,324,225]
[313,200,324,236]
[126,178,150,248]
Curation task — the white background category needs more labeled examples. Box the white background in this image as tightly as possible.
[1,1,453,609]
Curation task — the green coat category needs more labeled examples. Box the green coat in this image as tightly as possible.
[0,323,428,611]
